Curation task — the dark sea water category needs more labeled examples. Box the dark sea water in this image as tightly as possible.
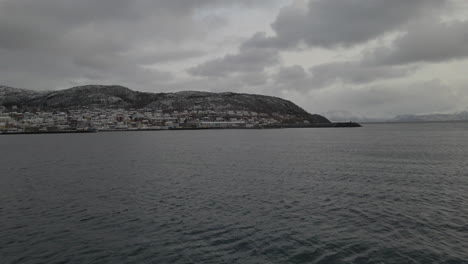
[1,123,468,264]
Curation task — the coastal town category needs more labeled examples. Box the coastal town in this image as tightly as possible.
[0,106,314,133]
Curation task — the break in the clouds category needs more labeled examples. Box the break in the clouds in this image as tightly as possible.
[1,0,468,118]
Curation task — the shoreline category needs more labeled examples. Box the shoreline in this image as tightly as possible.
[0,122,361,135]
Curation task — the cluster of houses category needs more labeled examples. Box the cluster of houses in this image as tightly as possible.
[0,106,308,132]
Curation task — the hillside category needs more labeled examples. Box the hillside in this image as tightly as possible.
[0,85,330,124]
[0,86,44,106]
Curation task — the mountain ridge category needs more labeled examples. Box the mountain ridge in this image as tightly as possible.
[0,85,331,124]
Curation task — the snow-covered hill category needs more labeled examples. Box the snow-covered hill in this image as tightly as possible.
[0,85,330,124]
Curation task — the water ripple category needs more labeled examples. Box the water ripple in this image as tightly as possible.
[1,123,468,263]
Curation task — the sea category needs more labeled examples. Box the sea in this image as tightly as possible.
[1,122,467,264]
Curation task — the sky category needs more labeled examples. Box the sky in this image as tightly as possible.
[1,0,468,119]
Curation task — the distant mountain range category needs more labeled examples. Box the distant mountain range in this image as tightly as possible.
[320,110,388,123]
[393,111,468,122]
[321,109,468,123]
[0,85,330,124]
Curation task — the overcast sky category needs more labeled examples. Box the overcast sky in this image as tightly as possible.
[1,0,468,118]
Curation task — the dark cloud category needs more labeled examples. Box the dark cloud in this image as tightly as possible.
[0,0,211,51]
[0,0,270,90]
[194,0,452,94]
[245,0,447,49]
[270,62,412,92]
[364,18,468,65]
[188,0,442,80]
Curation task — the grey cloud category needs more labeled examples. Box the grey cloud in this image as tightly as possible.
[0,0,271,90]
[364,19,468,66]
[0,1,205,51]
[194,0,447,80]
[0,0,277,51]
[188,48,279,77]
[309,62,414,87]
[114,50,205,66]
[272,65,314,92]
[245,0,447,50]
[275,65,307,83]
[271,62,412,92]
[238,72,269,86]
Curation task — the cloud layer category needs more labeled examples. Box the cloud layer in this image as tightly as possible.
[1,0,468,118]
